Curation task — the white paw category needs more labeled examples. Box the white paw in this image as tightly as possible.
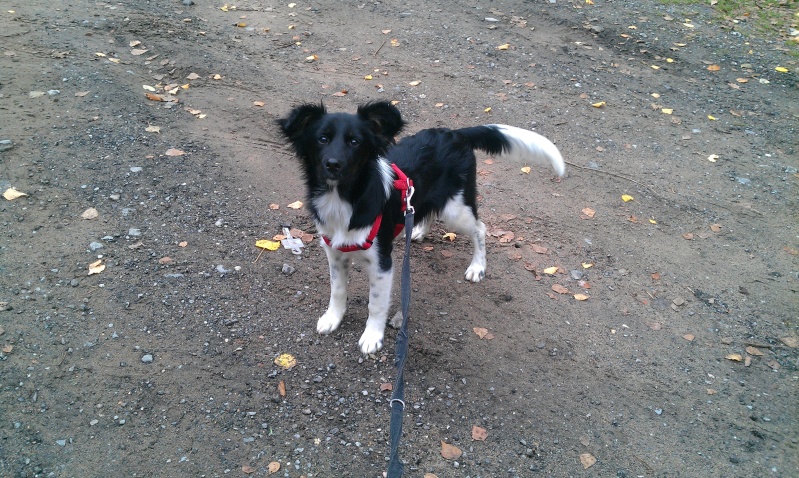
[358,328,385,354]
[317,310,343,335]
[465,264,485,283]
[411,225,428,242]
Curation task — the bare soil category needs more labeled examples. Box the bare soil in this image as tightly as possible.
[1,1,797,477]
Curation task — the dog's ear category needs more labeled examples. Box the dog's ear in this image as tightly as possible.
[357,102,405,141]
[277,103,326,141]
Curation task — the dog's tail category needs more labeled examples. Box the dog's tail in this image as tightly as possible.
[454,124,566,177]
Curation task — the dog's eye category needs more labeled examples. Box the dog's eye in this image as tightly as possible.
[349,138,360,147]
[318,136,329,144]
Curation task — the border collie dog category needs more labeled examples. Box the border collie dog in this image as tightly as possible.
[278,102,565,354]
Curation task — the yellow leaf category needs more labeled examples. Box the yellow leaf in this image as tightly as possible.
[390,38,400,47]
[520,166,531,174]
[274,353,297,369]
[708,115,717,121]
[364,74,373,80]
[573,293,590,301]
[651,65,660,70]
[621,194,634,202]
[3,187,27,200]
[497,43,510,50]
[543,266,559,275]
[255,239,280,251]
[484,107,492,113]
[181,84,190,89]
[649,218,657,224]
[581,262,593,269]
[591,101,606,108]
[725,353,743,362]
[442,232,457,241]
[775,66,789,73]
[661,108,673,114]
[408,80,421,86]
[88,259,105,275]
[707,64,721,71]
[305,54,318,62]
[287,200,303,209]
[707,154,719,163]
[666,58,674,63]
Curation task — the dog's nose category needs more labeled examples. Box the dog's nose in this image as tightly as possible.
[325,158,341,174]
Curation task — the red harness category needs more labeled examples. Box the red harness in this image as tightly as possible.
[322,163,413,253]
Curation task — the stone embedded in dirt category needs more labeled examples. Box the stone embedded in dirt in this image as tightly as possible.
[141,354,153,363]
[130,166,143,173]
[128,228,141,237]
[570,269,583,280]
[0,140,13,152]
[89,241,103,251]
[0,302,11,312]
[282,263,296,275]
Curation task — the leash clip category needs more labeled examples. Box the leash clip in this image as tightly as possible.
[404,184,415,215]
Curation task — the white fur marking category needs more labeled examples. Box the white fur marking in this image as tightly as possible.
[440,193,487,282]
[489,124,566,177]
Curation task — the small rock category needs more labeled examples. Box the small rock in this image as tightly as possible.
[70,279,80,287]
[570,270,584,280]
[89,241,104,251]
[182,0,195,5]
[128,228,141,237]
[735,177,751,186]
[109,193,120,201]
[216,264,230,274]
[56,440,66,447]
[0,302,11,312]
[214,218,224,227]
[0,139,13,152]
[141,354,154,363]
[672,297,685,306]
[282,263,296,275]
[130,166,143,173]
[47,89,61,96]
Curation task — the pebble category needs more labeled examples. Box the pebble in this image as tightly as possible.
[70,279,80,287]
[182,0,195,5]
[282,263,296,275]
[216,264,231,274]
[0,139,13,152]
[214,218,224,227]
[89,241,103,251]
[141,354,153,363]
[130,166,143,173]
[570,269,584,280]
[56,440,66,447]
[109,193,120,201]
[736,177,751,186]
[128,228,141,237]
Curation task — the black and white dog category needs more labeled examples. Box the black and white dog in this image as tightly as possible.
[278,102,564,354]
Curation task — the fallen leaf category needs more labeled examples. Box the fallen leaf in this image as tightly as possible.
[179,241,188,247]
[767,360,781,370]
[269,203,280,210]
[725,353,743,362]
[646,320,662,330]
[708,115,717,121]
[591,101,606,108]
[531,244,548,254]
[775,66,789,73]
[520,166,531,174]
[81,207,99,219]
[331,90,348,97]
[648,218,657,224]
[621,194,634,202]
[145,125,161,133]
[543,266,559,275]
[683,334,695,341]
[158,256,173,265]
[745,346,764,356]
[552,284,569,294]
[580,453,597,469]
[442,232,457,242]
[710,223,722,232]
[274,353,297,369]
[408,80,421,86]
[497,43,510,50]
[278,380,286,397]
[707,388,717,395]
[682,233,694,240]
[186,72,201,80]
[287,200,303,209]
[707,64,721,71]
[255,239,280,251]
[484,107,492,113]
[75,91,90,97]
[473,327,494,340]
[130,48,148,56]
[165,148,185,156]
[88,259,105,275]
[581,207,596,218]
[380,382,393,392]
[780,337,798,348]
[472,425,488,441]
[581,262,593,269]
[253,101,265,107]
[145,92,164,102]
[745,355,752,367]
[3,187,27,201]
[661,108,673,115]
[267,461,280,473]
[213,74,222,80]
[130,40,142,47]
[441,441,462,460]
[242,465,255,474]
[573,293,590,301]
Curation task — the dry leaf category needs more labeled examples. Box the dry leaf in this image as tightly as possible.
[710,224,722,232]
[442,232,456,242]
[408,80,421,86]
[440,441,462,460]
[267,461,280,473]
[81,207,99,219]
[287,200,303,209]
[278,380,286,397]
[707,64,721,71]
[179,241,188,247]
[75,91,90,97]
[274,353,297,369]
[520,166,531,174]
[2,345,13,354]
[130,48,148,56]
[255,239,280,251]
[473,327,494,340]
[581,262,593,269]
[531,244,548,254]
[253,101,265,107]
[745,346,763,356]
[472,425,488,441]
[3,187,28,200]
[145,92,164,102]
[145,125,161,133]
[780,337,798,348]
[242,465,255,474]
[621,194,634,202]
[88,259,105,275]
[497,43,510,50]
[551,284,569,294]
[165,148,185,156]
[580,453,597,469]
[591,101,606,108]
[707,388,717,395]
[186,72,201,80]
[646,320,662,330]
[683,334,695,341]
[424,474,439,478]
[543,266,558,275]
[581,207,595,218]
[682,233,694,240]
[573,293,590,301]
[380,382,393,392]
[725,353,743,362]
[158,256,173,265]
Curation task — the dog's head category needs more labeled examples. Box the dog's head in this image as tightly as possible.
[277,102,405,185]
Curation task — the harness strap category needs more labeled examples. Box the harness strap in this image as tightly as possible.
[322,163,413,252]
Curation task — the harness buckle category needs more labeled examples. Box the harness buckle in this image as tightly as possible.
[404,184,415,216]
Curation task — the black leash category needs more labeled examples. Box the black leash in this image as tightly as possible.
[387,187,415,477]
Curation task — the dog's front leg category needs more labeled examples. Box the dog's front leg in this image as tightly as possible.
[317,245,349,334]
[358,249,394,354]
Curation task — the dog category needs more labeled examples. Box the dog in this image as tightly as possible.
[277,101,565,354]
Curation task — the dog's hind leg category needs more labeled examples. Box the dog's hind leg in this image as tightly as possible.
[411,217,432,242]
[317,246,349,334]
[358,247,394,354]
[441,194,487,283]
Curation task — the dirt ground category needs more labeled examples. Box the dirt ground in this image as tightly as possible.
[1,0,798,477]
